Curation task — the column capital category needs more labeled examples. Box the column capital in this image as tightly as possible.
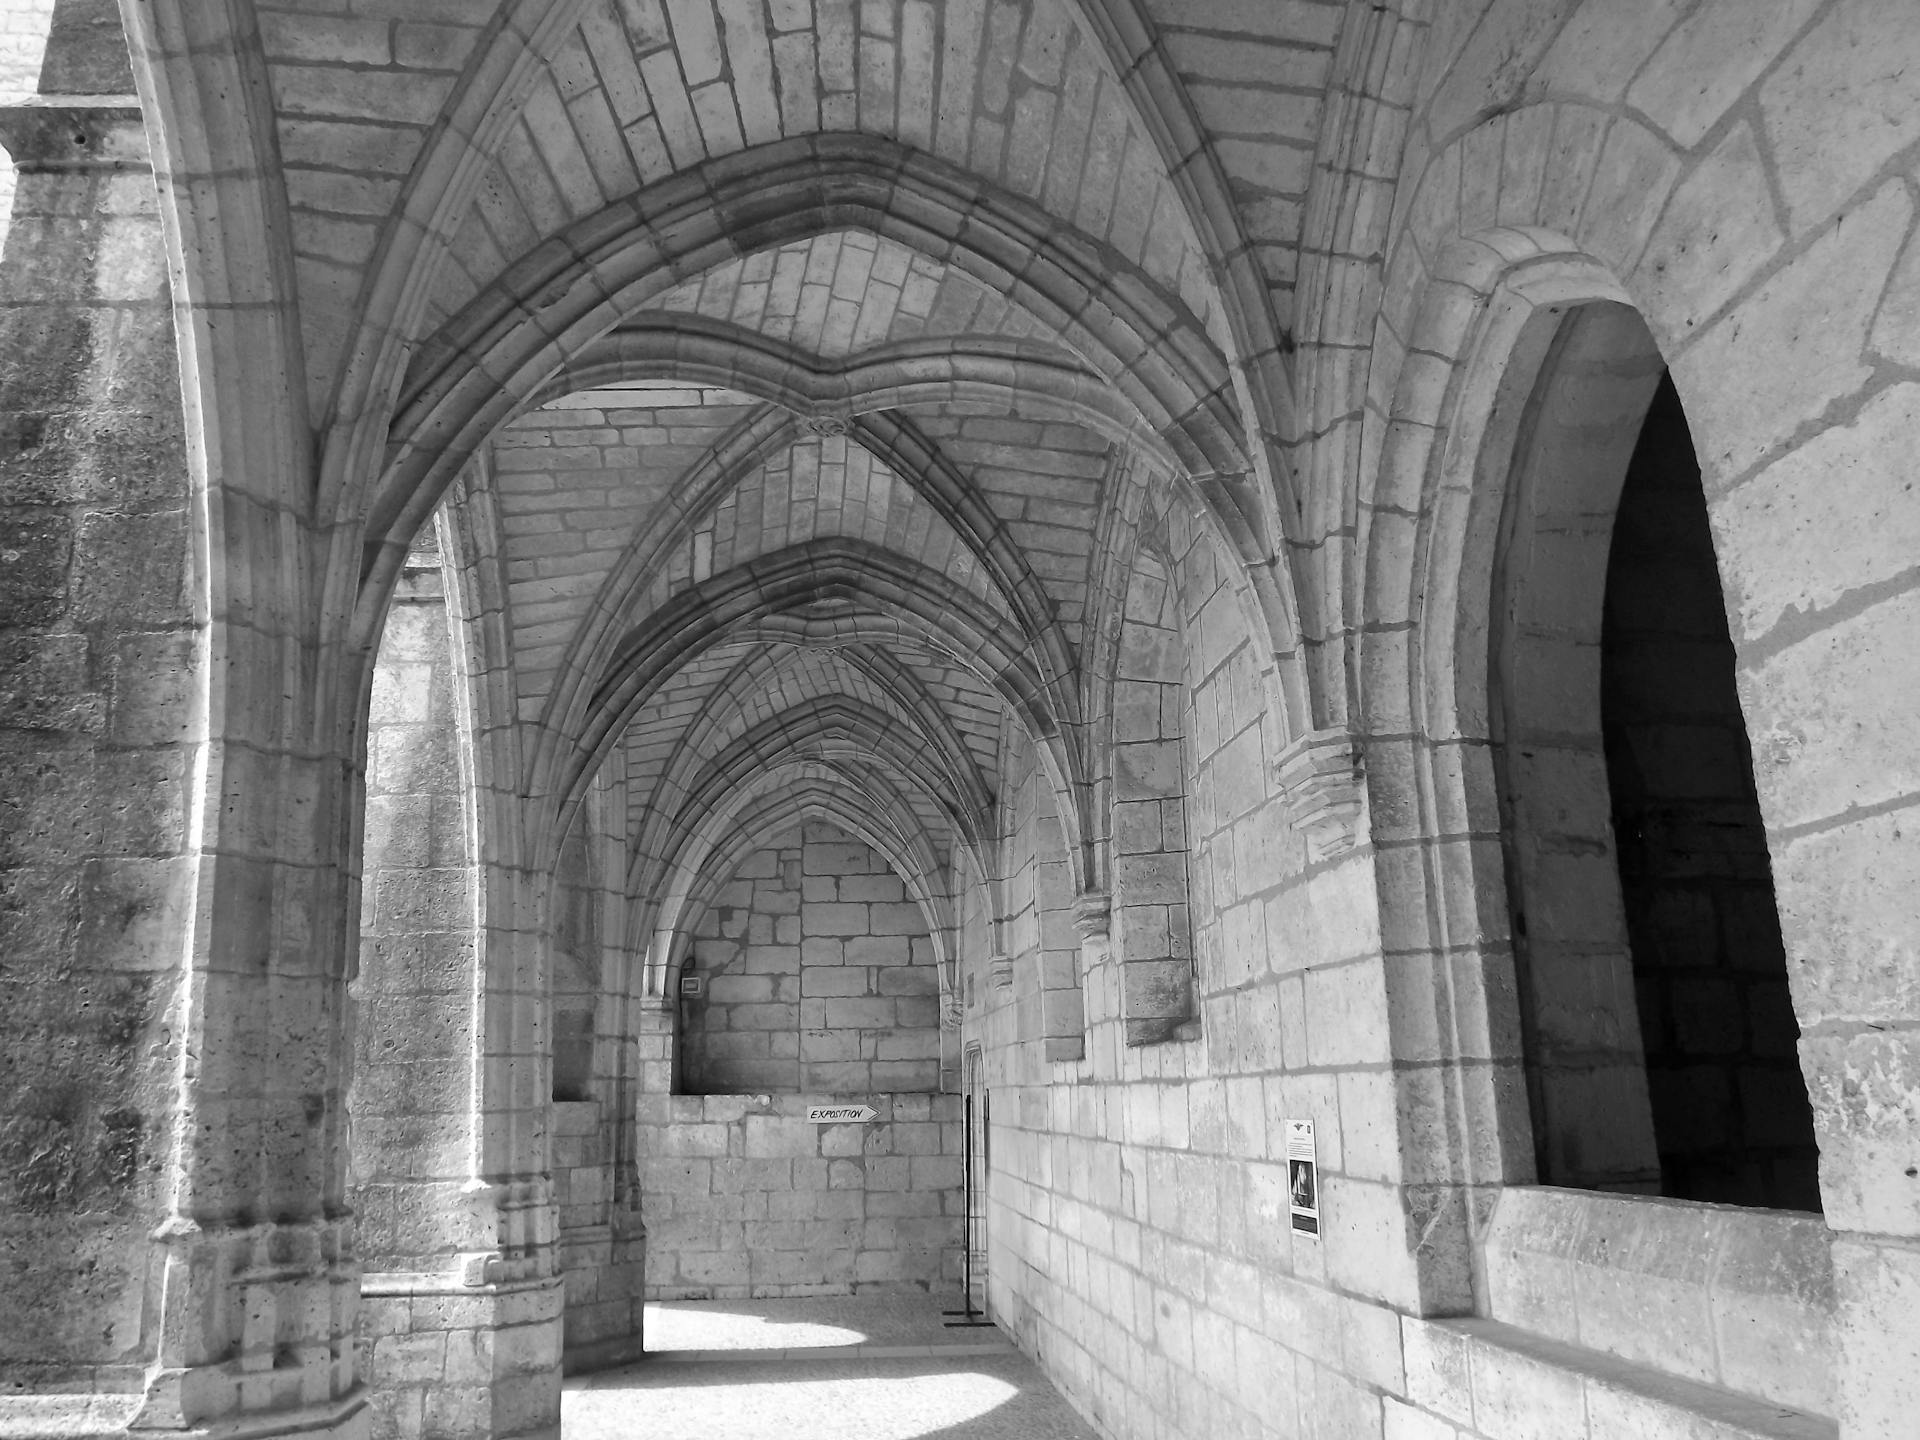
[0,95,146,170]
[1073,891,1112,942]
[1274,726,1366,861]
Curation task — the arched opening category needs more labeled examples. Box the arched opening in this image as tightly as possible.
[998,723,1085,1064]
[349,500,650,1414]
[1599,375,1822,1210]
[1110,544,1197,1045]
[550,816,600,1104]
[635,815,963,1299]
[1492,303,1819,1209]
[675,819,944,1097]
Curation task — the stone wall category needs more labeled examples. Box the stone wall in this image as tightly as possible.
[356,1281,562,1440]
[680,822,943,1094]
[637,1092,962,1299]
[0,64,188,1390]
[350,536,475,1275]
[14,5,1920,1440]
[962,502,1396,1440]
[954,9,1920,1440]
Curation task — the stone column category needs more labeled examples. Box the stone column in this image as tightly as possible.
[0,6,362,1428]
[351,526,569,1440]
[0,6,290,1423]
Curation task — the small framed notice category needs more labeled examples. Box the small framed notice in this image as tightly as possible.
[1287,1119,1319,1239]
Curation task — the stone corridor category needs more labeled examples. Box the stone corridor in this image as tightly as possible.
[4,2,1920,1440]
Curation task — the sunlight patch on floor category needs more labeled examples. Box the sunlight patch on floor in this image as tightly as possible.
[644,1302,869,1352]
[565,1370,1021,1440]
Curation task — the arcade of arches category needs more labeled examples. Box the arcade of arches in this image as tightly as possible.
[3,2,1918,1438]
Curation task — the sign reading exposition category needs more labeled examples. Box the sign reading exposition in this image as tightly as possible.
[807,1104,878,1123]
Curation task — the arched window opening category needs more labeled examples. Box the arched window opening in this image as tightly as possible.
[1599,375,1821,1210]
[998,725,1084,1062]
[1492,304,1818,1210]
[1111,545,1198,1045]
[550,816,600,1103]
[676,819,943,1095]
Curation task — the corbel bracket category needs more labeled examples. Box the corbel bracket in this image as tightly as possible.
[1275,727,1365,862]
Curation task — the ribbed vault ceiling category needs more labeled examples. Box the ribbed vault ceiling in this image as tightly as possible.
[353,0,1343,973]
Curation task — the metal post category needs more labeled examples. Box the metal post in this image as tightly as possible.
[944,1084,992,1326]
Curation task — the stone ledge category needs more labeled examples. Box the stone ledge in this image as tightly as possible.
[1480,1186,1833,1416]
[1419,1317,1836,1440]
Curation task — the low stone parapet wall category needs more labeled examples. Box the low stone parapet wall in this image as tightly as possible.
[1480,1186,1833,1417]
[637,1091,963,1298]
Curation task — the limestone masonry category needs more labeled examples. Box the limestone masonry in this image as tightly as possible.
[2,2,1918,1440]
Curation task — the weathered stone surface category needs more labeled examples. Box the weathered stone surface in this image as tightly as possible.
[681,821,943,1095]
[13,4,1920,1439]
[1714,383,1920,647]
[1679,178,1911,480]
[638,1092,961,1300]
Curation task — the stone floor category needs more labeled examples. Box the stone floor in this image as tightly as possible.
[563,1294,1103,1439]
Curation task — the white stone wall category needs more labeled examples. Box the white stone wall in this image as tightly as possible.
[681,821,944,1093]
[963,500,1398,1440]
[17,3,1920,1438]
[637,1092,962,1298]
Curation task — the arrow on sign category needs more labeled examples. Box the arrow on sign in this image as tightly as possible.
[807,1104,878,1123]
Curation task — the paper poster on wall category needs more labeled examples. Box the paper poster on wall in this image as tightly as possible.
[1287,1119,1319,1239]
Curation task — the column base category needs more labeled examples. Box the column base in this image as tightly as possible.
[358,1273,562,1440]
[558,1219,646,1375]
[0,1392,367,1440]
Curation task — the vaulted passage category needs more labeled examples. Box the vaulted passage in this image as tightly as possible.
[7,4,1920,1440]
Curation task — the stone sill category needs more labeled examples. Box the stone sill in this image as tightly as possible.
[1480,1185,1833,1417]
[1428,1318,1835,1440]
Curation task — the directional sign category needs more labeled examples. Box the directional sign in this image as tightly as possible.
[807,1104,878,1123]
